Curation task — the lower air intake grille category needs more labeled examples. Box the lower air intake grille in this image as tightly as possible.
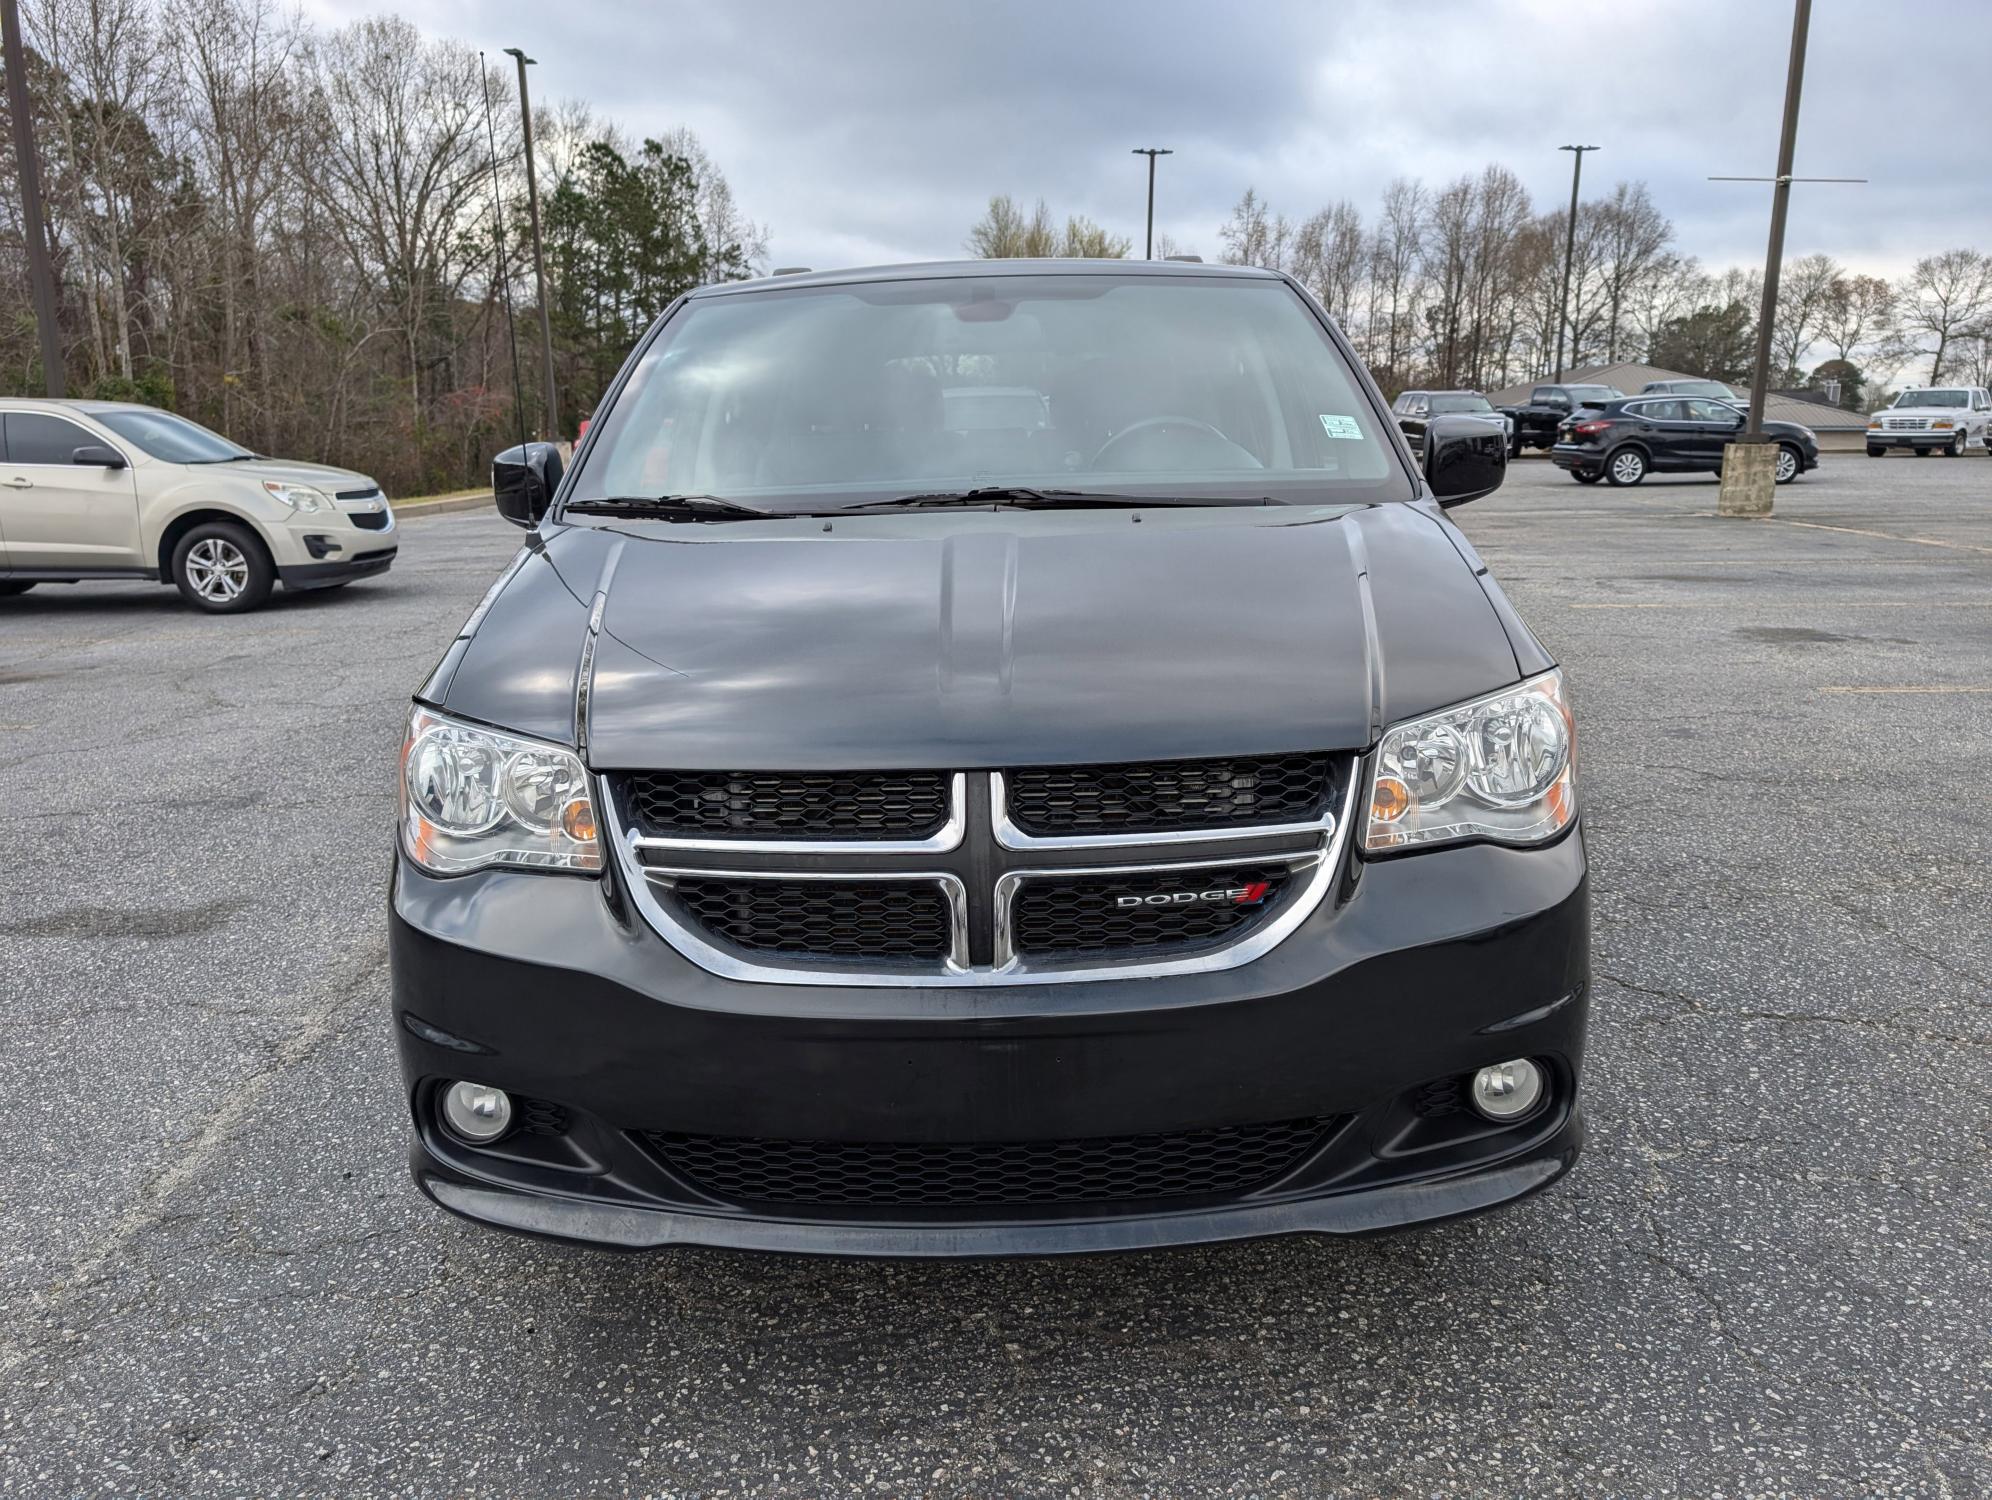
[668,877,950,961]
[349,509,391,531]
[1009,864,1293,958]
[622,770,951,841]
[1005,753,1333,837]
[645,1117,1336,1209]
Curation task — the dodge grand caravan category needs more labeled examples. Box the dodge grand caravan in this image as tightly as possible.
[390,260,1588,1256]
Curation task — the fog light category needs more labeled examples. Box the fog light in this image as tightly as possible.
[441,1080,513,1143]
[1470,1059,1544,1121]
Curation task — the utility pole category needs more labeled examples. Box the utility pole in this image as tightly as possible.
[504,47,558,442]
[1709,0,1860,515]
[1131,147,1172,259]
[3,0,63,396]
[1552,144,1598,382]
[479,53,529,458]
[1739,0,1810,442]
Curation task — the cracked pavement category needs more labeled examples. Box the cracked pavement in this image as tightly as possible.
[1,456,1986,1497]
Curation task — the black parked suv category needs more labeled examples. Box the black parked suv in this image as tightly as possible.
[1551,395,1818,486]
[392,260,1587,1257]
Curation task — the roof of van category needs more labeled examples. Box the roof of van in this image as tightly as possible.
[690,258,1282,298]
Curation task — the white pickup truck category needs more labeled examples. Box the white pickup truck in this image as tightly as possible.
[1865,386,1992,457]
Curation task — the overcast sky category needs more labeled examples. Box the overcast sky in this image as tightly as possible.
[314,0,1977,280]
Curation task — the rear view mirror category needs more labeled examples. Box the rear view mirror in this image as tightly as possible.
[493,442,563,529]
[1423,416,1507,508]
[70,444,127,469]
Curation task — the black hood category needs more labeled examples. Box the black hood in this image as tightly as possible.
[434,502,1524,770]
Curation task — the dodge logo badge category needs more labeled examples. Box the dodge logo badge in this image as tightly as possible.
[1117,881,1270,909]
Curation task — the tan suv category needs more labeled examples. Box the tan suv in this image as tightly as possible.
[0,399,396,613]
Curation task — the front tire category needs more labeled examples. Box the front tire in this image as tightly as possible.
[1605,447,1648,486]
[1866,446,1885,457]
[1945,433,1964,457]
[1774,444,1802,484]
[171,522,274,613]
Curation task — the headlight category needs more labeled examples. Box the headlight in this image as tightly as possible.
[263,480,329,513]
[399,706,602,875]
[1363,670,1575,852]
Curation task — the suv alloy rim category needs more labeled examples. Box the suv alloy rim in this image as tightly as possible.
[1610,451,1644,484]
[1776,447,1798,482]
[185,537,249,603]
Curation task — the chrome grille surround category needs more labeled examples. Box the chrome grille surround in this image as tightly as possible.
[604,759,1354,988]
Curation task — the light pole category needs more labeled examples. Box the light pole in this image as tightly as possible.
[3,0,63,396]
[1131,147,1172,259]
[1552,144,1598,381]
[504,47,559,442]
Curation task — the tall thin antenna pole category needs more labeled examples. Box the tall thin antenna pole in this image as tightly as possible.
[1553,145,1599,381]
[504,47,558,442]
[479,52,529,456]
[1131,147,1172,260]
[3,0,63,396]
[1743,0,1811,440]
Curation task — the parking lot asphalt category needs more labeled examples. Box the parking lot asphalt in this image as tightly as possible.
[1,454,1987,1498]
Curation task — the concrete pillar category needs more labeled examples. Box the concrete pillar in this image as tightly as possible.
[1718,442,1776,517]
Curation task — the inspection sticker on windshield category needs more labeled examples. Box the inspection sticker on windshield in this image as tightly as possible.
[1318,413,1363,440]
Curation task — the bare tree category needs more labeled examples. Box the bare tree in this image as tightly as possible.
[1769,252,1841,380]
[1817,272,1893,364]
[1589,181,1673,363]
[1894,249,1992,382]
[1218,187,1290,272]
[1289,199,1363,326]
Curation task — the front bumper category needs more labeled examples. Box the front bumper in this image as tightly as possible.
[389,828,1591,1257]
[1867,430,1960,449]
[278,546,397,590]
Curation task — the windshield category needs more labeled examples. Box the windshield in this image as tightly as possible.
[1428,394,1493,414]
[92,407,255,463]
[567,273,1409,512]
[1894,389,1968,408]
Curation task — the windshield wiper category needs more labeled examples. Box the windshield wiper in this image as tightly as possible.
[839,486,1276,513]
[563,493,777,521]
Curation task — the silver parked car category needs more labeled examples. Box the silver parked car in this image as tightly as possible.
[0,399,395,613]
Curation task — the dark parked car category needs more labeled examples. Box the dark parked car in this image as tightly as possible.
[1498,383,1627,455]
[1392,389,1514,450]
[1550,395,1818,485]
[392,259,1586,1257]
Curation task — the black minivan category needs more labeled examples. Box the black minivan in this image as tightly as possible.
[391,260,1587,1256]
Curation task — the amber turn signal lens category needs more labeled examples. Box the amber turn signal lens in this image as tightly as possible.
[1370,775,1411,824]
[561,798,597,843]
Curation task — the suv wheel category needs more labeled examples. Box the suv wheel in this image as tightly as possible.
[1605,448,1647,486]
[172,522,274,613]
[1866,445,1884,457]
[1945,432,1964,457]
[1774,445,1801,484]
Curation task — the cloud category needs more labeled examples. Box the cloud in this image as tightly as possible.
[305,0,1980,278]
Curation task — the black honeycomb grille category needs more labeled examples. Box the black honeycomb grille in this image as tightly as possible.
[1004,753,1333,837]
[621,770,951,841]
[669,877,950,961]
[1009,864,1292,958]
[349,509,391,531]
[645,1117,1336,1209]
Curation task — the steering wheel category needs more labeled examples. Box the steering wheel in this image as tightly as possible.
[1089,415,1261,472]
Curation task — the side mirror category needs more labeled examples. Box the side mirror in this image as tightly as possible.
[71,444,127,469]
[1423,415,1507,508]
[493,441,563,529]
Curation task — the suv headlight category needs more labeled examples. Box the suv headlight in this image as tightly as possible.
[1363,670,1575,852]
[399,706,602,875]
[263,480,329,513]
